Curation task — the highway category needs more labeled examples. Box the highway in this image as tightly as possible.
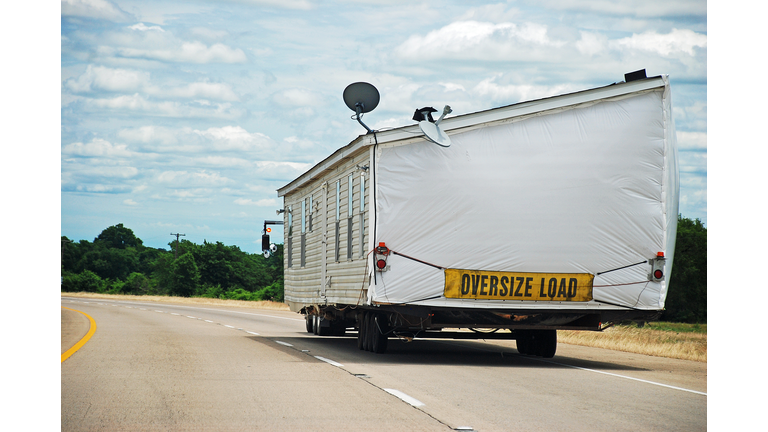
[62,296,706,431]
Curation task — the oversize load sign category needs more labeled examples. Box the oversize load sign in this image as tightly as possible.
[444,269,594,301]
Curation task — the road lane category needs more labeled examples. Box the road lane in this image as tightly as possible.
[61,298,449,431]
[62,297,706,431]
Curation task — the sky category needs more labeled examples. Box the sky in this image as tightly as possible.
[59,0,708,253]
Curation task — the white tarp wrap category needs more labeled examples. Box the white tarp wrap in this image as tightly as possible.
[371,80,678,310]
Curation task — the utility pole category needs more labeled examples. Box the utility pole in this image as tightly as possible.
[170,233,186,259]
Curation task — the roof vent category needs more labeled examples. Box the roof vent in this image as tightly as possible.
[624,69,647,82]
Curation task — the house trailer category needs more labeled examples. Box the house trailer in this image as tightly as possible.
[273,73,679,357]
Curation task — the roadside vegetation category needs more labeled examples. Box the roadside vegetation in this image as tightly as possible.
[560,322,706,362]
[61,224,284,302]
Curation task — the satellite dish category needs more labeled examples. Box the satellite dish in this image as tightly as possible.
[417,105,453,147]
[419,121,452,147]
[343,82,380,133]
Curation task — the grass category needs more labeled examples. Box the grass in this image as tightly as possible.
[559,322,707,362]
[61,293,705,362]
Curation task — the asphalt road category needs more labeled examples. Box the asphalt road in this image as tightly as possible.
[62,297,707,431]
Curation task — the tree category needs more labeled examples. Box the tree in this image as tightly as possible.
[170,252,200,297]
[662,215,707,323]
[95,223,143,249]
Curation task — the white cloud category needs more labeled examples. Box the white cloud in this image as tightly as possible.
[156,170,230,187]
[65,65,149,93]
[532,0,706,18]
[271,88,324,108]
[115,41,247,63]
[195,126,275,152]
[677,131,707,151]
[129,23,164,32]
[473,75,579,104]
[123,199,139,206]
[61,0,132,21]
[164,82,239,102]
[395,21,565,61]
[234,198,277,206]
[62,138,134,158]
[612,29,706,57]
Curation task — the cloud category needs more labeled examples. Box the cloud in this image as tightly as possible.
[234,198,278,206]
[156,170,231,187]
[65,65,150,93]
[395,20,565,62]
[62,138,134,158]
[530,0,706,18]
[88,94,243,118]
[129,23,164,32]
[61,0,133,21]
[123,199,139,206]
[195,126,275,152]
[612,29,706,57]
[114,41,247,63]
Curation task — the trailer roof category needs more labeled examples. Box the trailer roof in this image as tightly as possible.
[277,75,666,197]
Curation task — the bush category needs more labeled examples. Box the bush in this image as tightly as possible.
[61,270,103,293]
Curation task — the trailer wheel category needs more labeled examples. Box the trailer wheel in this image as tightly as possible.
[312,315,319,335]
[535,330,557,358]
[365,313,376,351]
[357,312,367,350]
[305,315,313,333]
[516,330,531,355]
[371,314,389,354]
[317,316,331,336]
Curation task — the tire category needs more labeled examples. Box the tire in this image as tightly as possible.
[305,314,313,333]
[536,330,557,358]
[365,313,376,351]
[371,314,389,354]
[312,315,319,335]
[317,316,331,336]
[516,330,531,355]
[357,312,367,350]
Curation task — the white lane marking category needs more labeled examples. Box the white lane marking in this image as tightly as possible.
[275,341,293,347]
[537,358,707,396]
[171,313,180,316]
[383,389,425,407]
[204,320,214,323]
[186,316,197,319]
[155,310,164,313]
[246,331,260,336]
[314,356,344,368]
[223,325,235,328]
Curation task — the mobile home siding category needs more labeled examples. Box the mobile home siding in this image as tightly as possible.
[283,148,370,311]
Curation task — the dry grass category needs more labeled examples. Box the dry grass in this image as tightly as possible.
[559,324,707,362]
[61,292,291,311]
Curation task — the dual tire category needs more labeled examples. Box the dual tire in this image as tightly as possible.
[358,312,389,353]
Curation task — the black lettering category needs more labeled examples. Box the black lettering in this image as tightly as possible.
[489,276,499,296]
[539,278,546,297]
[514,277,525,297]
[500,276,509,296]
[461,274,470,295]
[524,277,533,297]
[568,278,578,298]
[548,278,558,298]
[480,275,489,295]
[557,278,567,297]
[471,274,480,295]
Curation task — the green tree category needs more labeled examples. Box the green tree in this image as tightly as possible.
[663,215,707,323]
[170,252,200,297]
[95,223,143,249]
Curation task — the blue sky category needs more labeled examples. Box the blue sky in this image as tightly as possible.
[59,0,707,253]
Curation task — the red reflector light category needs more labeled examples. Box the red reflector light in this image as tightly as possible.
[376,259,387,269]
[653,270,663,279]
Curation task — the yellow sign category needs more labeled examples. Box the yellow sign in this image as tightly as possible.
[444,269,593,301]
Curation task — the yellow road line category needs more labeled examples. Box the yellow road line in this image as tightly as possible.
[61,306,97,363]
